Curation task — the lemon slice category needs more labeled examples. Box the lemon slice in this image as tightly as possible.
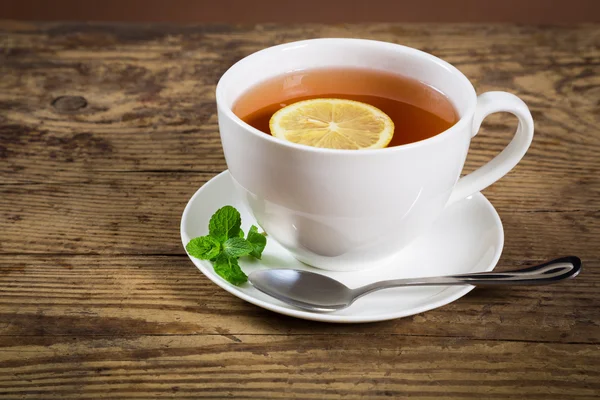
[269,98,394,150]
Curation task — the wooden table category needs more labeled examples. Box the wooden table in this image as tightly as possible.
[1,22,599,399]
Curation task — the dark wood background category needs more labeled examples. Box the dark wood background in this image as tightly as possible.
[2,0,600,23]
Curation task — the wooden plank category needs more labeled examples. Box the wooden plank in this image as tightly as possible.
[0,256,598,343]
[1,117,599,202]
[0,335,598,399]
[1,24,599,184]
[1,174,598,256]
[2,138,599,210]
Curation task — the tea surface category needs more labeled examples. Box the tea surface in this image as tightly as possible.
[233,67,458,147]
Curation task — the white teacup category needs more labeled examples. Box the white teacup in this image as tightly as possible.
[216,38,533,271]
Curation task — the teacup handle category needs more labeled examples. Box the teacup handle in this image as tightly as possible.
[448,91,534,205]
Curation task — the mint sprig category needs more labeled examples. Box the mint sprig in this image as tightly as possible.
[185,205,267,285]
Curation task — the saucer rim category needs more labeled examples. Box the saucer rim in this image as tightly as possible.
[180,170,504,323]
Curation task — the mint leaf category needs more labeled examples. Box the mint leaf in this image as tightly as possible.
[185,206,268,286]
[209,205,241,242]
[247,225,267,259]
[213,254,247,285]
[186,235,221,260]
[222,237,253,258]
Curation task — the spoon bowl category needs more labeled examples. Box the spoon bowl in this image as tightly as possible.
[249,269,355,312]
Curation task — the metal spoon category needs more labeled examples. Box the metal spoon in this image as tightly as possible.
[249,256,581,312]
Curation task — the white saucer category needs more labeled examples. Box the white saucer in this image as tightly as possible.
[180,171,504,323]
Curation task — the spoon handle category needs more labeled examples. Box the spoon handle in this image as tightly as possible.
[355,256,581,297]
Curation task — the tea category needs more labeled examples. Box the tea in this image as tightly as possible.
[233,67,458,147]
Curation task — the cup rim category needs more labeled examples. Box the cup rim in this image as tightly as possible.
[216,38,477,154]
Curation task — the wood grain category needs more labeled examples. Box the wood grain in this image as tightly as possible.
[1,174,599,256]
[1,22,599,399]
[0,335,599,399]
[0,256,598,343]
